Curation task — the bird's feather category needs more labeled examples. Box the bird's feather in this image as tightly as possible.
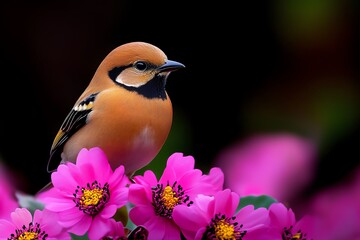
[47,92,99,172]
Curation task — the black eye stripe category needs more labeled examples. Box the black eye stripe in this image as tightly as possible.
[108,62,158,82]
[108,66,127,82]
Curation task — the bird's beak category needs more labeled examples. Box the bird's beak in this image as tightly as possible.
[157,60,185,73]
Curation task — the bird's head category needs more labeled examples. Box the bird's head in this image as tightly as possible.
[91,42,185,100]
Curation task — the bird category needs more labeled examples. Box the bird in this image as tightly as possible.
[47,41,185,177]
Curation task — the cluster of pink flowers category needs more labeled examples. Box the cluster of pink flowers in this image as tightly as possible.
[0,147,318,240]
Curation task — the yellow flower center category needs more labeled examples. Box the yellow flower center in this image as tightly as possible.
[80,188,104,206]
[214,219,236,240]
[292,233,301,239]
[74,182,110,216]
[162,186,179,209]
[18,232,38,240]
[152,182,192,218]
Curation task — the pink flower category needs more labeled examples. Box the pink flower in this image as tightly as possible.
[98,218,126,239]
[0,162,18,220]
[303,166,360,239]
[267,202,318,240]
[214,133,317,202]
[0,207,70,239]
[173,189,269,240]
[41,147,131,239]
[128,152,224,240]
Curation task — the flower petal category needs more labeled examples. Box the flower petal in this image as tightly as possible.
[43,196,75,212]
[160,153,195,183]
[129,184,152,205]
[201,167,224,191]
[129,205,155,226]
[109,165,130,189]
[51,164,80,192]
[146,216,166,240]
[110,187,129,207]
[99,204,117,219]
[87,217,111,240]
[236,205,269,230]
[57,208,86,228]
[177,170,202,192]
[82,147,113,182]
[269,202,295,227]
[11,208,32,229]
[34,209,64,236]
[67,214,92,236]
[133,170,158,187]
[0,219,16,237]
[213,189,239,217]
[173,204,208,232]
[163,219,181,240]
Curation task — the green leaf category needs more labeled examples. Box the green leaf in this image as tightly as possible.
[125,203,137,231]
[70,233,89,240]
[113,205,128,227]
[16,192,45,214]
[238,195,278,210]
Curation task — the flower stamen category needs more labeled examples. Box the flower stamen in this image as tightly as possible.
[18,232,38,240]
[161,186,179,209]
[203,213,246,240]
[9,222,48,240]
[214,219,236,239]
[73,181,110,216]
[152,181,193,218]
[80,188,104,206]
[282,226,308,240]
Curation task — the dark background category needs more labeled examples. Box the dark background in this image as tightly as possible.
[0,0,359,200]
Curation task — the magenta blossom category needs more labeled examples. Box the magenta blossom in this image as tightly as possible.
[98,218,126,239]
[0,162,18,220]
[173,189,269,240]
[303,166,360,239]
[267,202,318,240]
[41,147,131,239]
[128,152,224,240]
[98,218,149,240]
[214,133,316,202]
[0,207,70,239]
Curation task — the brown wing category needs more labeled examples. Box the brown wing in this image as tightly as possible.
[47,92,99,172]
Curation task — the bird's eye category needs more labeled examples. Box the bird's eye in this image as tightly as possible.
[134,61,148,71]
